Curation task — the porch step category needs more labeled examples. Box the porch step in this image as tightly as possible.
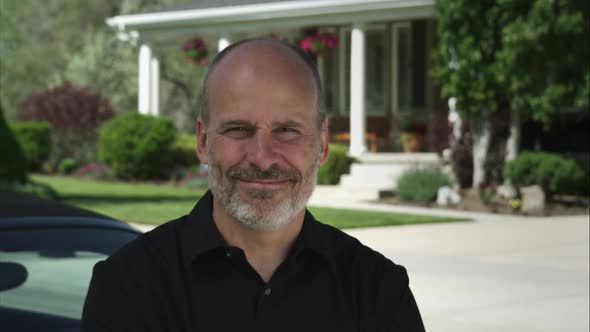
[336,153,440,200]
[309,186,379,204]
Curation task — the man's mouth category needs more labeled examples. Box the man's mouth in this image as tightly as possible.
[237,178,290,188]
[227,164,300,188]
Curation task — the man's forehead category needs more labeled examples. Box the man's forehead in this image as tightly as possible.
[207,41,315,91]
[205,41,318,125]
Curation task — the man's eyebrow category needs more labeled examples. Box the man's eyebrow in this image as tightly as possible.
[218,120,254,129]
[271,120,304,128]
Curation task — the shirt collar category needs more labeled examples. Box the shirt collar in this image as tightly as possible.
[181,190,226,268]
[290,209,337,268]
[181,190,336,269]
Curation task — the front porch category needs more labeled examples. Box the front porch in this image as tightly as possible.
[107,0,442,197]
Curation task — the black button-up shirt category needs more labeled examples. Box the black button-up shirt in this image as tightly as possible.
[81,191,424,332]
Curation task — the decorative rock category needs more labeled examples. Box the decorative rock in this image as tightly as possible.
[442,148,452,162]
[497,183,517,199]
[520,185,545,215]
[437,186,462,206]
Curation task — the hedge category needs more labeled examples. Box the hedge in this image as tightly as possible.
[99,113,177,180]
[0,100,27,183]
[504,151,588,198]
[11,121,51,171]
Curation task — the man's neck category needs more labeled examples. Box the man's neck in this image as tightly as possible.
[212,199,305,283]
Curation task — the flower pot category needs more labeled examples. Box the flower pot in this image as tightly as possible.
[401,133,424,152]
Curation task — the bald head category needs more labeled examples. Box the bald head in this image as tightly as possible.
[199,38,324,128]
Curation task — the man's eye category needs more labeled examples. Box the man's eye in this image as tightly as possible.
[274,127,301,140]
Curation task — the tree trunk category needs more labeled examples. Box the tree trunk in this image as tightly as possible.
[448,97,463,152]
[471,109,492,188]
[498,107,521,197]
[505,107,520,162]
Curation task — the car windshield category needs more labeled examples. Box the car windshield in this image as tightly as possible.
[0,226,138,331]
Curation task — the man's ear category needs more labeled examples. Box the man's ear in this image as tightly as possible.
[319,118,329,165]
[196,118,208,164]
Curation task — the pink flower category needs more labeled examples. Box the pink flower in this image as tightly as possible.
[299,33,338,55]
[300,37,313,51]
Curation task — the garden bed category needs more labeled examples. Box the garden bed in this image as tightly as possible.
[379,189,589,216]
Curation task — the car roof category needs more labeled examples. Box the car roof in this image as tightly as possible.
[0,190,138,232]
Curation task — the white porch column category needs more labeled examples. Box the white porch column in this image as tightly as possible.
[349,23,367,158]
[150,55,160,116]
[218,35,231,52]
[338,28,347,115]
[138,43,152,115]
[317,56,325,88]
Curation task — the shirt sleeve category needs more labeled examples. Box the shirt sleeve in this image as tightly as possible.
[391,286,425,332]
[373,262,425,332]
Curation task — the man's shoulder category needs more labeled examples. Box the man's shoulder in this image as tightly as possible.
[314,221,408,281]
[314,221,412,319]
[102,216,187,271]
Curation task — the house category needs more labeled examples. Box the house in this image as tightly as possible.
[106,0,443,200]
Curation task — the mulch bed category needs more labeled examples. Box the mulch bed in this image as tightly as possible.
[378,189,589,216]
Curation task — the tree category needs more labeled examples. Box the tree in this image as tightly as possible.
[0,0,121,120]
[433,1,507,188]
[0,0,191,123]
[498,0,589,161]
[19,82,115,164]
[57,29,138,115]
[433,0,589,189]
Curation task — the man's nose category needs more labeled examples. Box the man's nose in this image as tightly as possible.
[245,131,279,170]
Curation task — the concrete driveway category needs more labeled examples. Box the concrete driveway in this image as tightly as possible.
[346,215,589,332]
[131,196,589,332]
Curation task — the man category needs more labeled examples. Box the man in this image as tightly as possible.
[81,38,425,332]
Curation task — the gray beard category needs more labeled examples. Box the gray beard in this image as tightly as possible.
[207,158,319,231]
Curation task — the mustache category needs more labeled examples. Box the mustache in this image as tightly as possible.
[227,164,300,182]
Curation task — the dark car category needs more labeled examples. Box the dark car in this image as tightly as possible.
[0,190,141,332]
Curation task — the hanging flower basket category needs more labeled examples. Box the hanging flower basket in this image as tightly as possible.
[300,33,338,56]
[181,37,208,65]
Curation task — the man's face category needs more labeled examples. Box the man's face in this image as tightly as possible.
[197,43,329,231]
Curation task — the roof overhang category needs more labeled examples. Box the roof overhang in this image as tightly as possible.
[107,0,434,45]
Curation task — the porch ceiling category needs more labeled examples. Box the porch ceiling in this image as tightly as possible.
[106,0,434,45]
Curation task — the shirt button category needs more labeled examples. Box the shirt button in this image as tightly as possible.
[264,288,271,296]
[224,249,232,257]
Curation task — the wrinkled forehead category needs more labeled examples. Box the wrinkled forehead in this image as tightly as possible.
[208,40,316,88]
[206,41,318,120]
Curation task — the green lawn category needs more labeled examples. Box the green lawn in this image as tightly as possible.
[32,175,469,228]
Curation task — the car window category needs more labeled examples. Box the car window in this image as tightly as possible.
[0,227,139,331]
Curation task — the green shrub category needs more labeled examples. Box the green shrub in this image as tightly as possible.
[99,113,177,180]
[396,167,452,203]
[504,151,588,198]
[58,158,79,175]
[171,133,199,166]
[11,121,51,171]
[318,144,354,185]
[0,100,27,183]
